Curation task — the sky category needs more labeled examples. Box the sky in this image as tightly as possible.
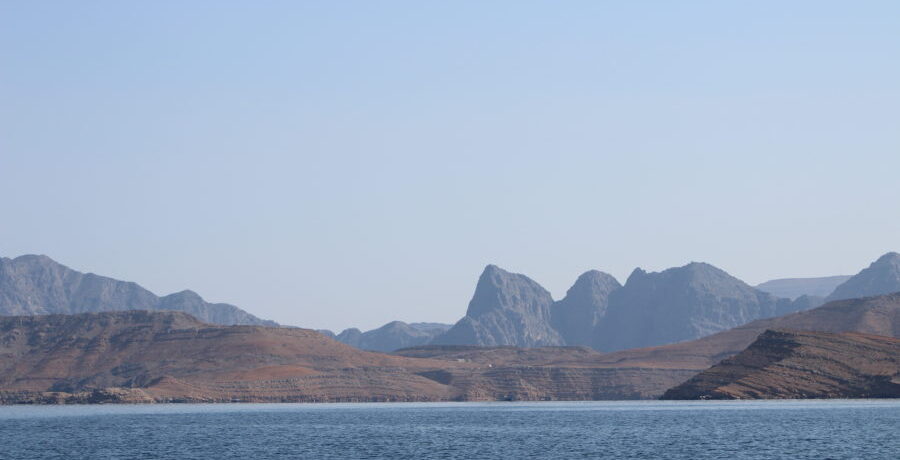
[1,1,899,331]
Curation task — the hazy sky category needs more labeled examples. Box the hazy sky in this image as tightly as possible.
[2,1,899,331]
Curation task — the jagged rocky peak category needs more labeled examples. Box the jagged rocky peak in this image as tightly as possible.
[432,264,564,347]
[466,264,554,317]
[827,252,900,301]
[561,270,621,307]
[551,270,621,347]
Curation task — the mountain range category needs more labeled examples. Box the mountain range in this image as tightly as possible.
[3,291,898,403]
[0,255,275,326]
[3,252,900,357]
[325,252,900,353]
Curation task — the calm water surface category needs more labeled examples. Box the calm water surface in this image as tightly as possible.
[0,400,898,459]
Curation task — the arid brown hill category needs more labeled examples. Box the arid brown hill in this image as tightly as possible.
[660,330,900,399]
[598,292,900,373]
[403,292,900,399]
[0,311,692,403]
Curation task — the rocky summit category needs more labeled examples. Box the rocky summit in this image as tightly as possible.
[0,254,275,326]
[550,270,621,347]
[827,252,900,301]
[593,263,803,352]
[432,265,564,347]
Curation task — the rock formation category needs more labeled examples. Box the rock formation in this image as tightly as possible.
[661,329,900,399]
[593,263,797,351]
[431,265,564,347]
[550,270,621,347]
[0,254,275,326]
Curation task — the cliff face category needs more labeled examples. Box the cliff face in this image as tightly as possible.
[432,265,564,347]
[827,252,900,301]
[661,329,900,400]
[0,255,275,326]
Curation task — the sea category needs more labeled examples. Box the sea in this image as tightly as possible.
[0,400,898,459]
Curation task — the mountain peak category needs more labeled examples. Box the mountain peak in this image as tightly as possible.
[827,251,900,301]
[875,252,900,264]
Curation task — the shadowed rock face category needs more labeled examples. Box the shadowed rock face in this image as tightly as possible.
[827,252,900,301]
[593,263,796,352]
[661,329,900,400]
[334,321,451,352]
[0,255,275,326]
[756,276,851,299]
[551,270,621,347]
[432,265,564,347]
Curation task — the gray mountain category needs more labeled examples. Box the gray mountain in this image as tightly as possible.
[550,270,621,347]
[0,254,276,326]
[593,262,804,352]
[827,252,900,302]
[431,265,564,347]
[756,275,851,300]
[333,321,452,352]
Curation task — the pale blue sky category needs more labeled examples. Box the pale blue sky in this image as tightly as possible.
[2,1,899,330]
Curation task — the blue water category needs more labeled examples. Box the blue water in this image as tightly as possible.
[0,400,898,459]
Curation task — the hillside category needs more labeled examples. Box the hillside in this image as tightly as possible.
[661,329,900,399]
[0,311,687,403]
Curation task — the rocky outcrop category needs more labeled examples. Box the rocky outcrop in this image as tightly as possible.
[661,329,900,400]
[432,265,564,347]
[827,252,900,301]
[0,254,275,326]
[550,270,621,347]
[593,263,797,352]
[431,262,824,352]
[756,276,851,299]
[333,321,451,352]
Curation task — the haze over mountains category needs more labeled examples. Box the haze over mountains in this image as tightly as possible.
[326,252,900,353]
[0,255,275,326]
[755,276,851,299]
[3,252,900,356]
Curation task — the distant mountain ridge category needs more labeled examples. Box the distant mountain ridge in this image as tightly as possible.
[756,276,851,299]
[327,321,451,352]
[0,255,275,326]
